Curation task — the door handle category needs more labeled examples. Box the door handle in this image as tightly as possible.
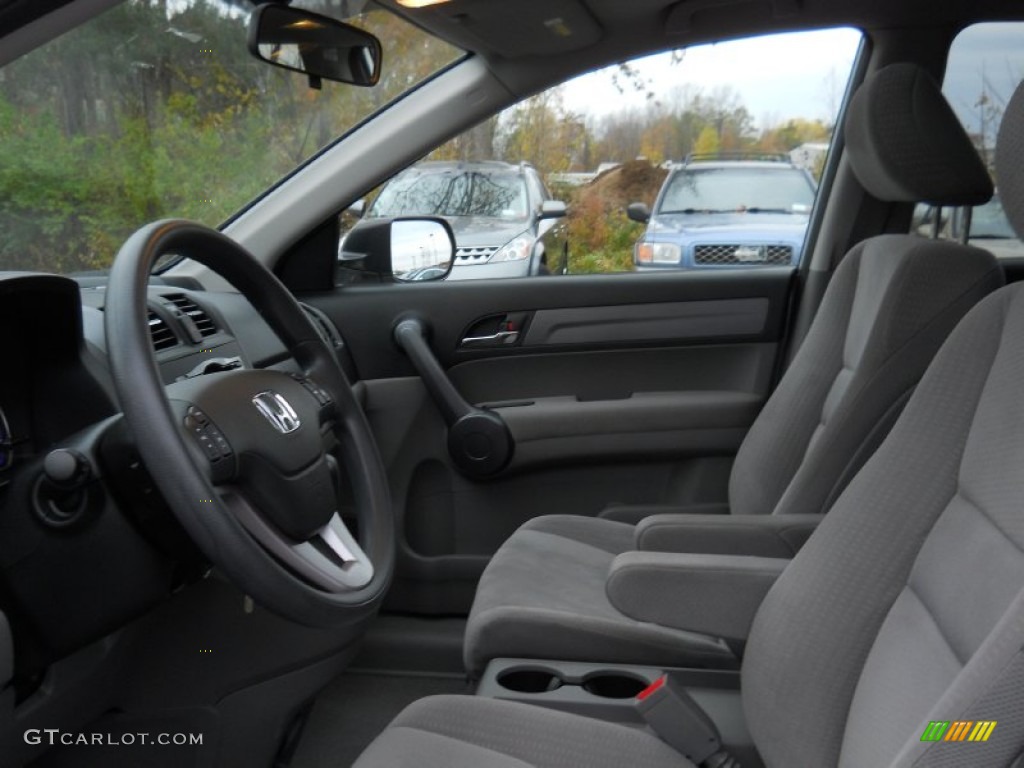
[460,330,520,347]
[394,318,514,477]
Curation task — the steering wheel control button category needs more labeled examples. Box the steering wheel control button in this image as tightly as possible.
[186,406,210,425]
[211,433,232,458]
[311,384,333,406]
[183,408,234,479]
[295,376,333,406]
[197,435,221,461]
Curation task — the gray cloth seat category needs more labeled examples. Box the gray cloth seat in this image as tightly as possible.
[353,69,1024,768]
[463,62,1003,675]
[468,515,736,669]
[352,694,695,768]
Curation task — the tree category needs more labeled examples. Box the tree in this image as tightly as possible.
[692,125,721,156]
[429,116,500,163]
[584,83,758,164]
[499,88,586,173]
[758,117,831,152]
[0,0,460,272]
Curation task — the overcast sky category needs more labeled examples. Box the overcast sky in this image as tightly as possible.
[561,28,861,129]
[561,23,1024,138]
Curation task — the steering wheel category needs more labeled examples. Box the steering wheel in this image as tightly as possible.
[104,220,393,626]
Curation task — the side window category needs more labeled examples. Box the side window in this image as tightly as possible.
[343,27,861,280]
[924,23,1024,258]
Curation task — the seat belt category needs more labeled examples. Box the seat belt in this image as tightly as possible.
[635,674,741,767]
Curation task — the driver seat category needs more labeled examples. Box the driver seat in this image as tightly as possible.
[350,72,1024,768]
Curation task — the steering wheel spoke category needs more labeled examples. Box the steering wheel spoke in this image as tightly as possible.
[223,490,374,592]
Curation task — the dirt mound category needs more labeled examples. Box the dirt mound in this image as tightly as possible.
[563,160,668,273]
[582,159,668,213]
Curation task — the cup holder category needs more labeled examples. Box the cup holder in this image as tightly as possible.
[497,667,563,693]
[581,673,649,699]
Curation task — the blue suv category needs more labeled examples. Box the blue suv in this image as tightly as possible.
[627,153,817,269]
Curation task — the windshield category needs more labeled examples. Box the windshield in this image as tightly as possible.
[0,0,460,274]
[658,167,816,214]
[369,170,530,220]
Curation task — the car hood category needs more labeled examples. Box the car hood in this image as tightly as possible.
[647,212,809,242]
[969,237,1024,259]
[443,216,530,247]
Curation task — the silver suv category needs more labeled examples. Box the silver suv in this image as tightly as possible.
[350,161,568,280]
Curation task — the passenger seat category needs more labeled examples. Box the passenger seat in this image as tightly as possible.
[463,63,1004,676]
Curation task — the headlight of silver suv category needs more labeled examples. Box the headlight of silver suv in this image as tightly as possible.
[490,234,534,262]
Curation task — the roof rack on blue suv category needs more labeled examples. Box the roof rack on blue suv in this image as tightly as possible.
[682,151,792,164]
[628,154,818,269]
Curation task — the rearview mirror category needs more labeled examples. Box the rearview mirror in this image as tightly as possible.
[339,218,455,283]
[248,4,382,87]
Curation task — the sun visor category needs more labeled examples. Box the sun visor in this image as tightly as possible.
[388,0,603,58]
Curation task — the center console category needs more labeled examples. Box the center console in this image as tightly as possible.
[476,658,762,767]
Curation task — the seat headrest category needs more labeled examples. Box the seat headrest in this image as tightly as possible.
[996,78,1024,240]
[845,62,992,206]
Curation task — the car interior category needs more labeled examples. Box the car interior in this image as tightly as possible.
[3,1,1024,767]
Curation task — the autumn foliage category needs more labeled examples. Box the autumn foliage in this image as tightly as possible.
[565,160,668,274]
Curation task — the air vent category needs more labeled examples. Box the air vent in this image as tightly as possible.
[148,312,179,351]
[165,294,216,337]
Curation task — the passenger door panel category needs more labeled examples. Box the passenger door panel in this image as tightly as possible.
[308,268,794,612]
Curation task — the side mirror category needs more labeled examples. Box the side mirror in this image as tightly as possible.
[627,202,651,224]
[248,4,382,87]
[339,218,455,282]
[346,199,366,219]
[539,200,567,220]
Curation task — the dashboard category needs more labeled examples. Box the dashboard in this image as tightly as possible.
[0,271,352,703]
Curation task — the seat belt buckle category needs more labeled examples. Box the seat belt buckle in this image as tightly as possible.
[635,674,723,765]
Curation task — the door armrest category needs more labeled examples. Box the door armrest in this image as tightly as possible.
[635,513,823,556]
[606,552,788,641]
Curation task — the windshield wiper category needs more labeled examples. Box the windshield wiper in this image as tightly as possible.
[745,207,795,214]
[660,208,736,215]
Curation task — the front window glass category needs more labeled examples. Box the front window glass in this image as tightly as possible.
[970,198,1016,239]
[0,0,460,274]
[926,23,1024,257]
[348,26,862,280]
